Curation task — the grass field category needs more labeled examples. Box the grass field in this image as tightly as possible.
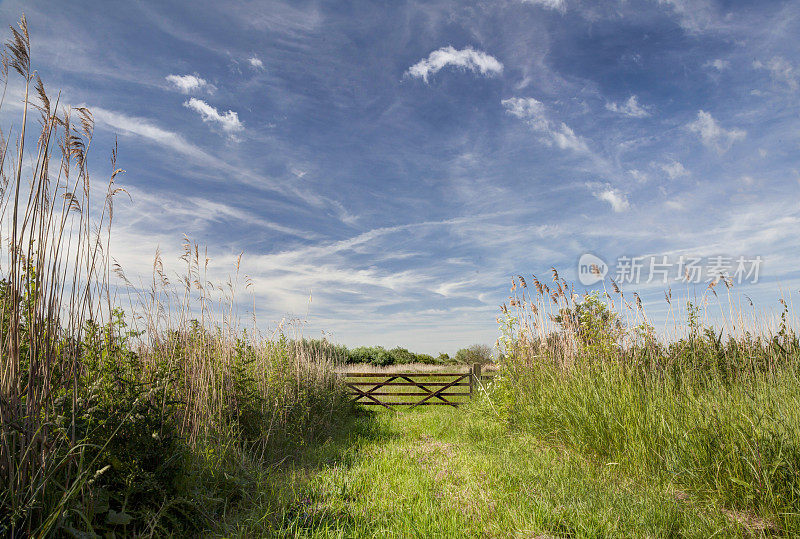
[223,402,757,537]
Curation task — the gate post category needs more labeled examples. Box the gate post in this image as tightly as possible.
[471,363,481,397]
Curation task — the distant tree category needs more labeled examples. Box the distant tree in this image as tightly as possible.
[416,354,437,364]
[454,344,493,365]
[347,346,393,366]
[342,346,463,366]
[388,347,415,364]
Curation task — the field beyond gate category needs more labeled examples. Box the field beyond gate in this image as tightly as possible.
[341,364,485,408]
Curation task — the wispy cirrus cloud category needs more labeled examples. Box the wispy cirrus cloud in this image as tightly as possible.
[184,98,243,135]
[687,110,745,153]
[629,169,649,183]
[519,0,566,13]
[656,0,725,33]
[705,59,729,71]
[406,46,503,83]
[165,73,214,94]
[588,183,630,212]
[122,187,316,240]
[92,107,224,166]
[605,95,651,118]
[753,56,798,91]
[501,97,589,153]
[660,160,689,179]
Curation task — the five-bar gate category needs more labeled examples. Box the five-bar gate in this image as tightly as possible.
[342,364,485,408]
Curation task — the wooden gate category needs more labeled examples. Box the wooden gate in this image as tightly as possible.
[342,364,484,408]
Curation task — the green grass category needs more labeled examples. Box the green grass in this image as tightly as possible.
[493,282,800,535]
[503,365,800,529]
[222,402,751,537]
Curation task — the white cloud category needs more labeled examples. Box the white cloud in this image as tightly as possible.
[406,46,503,83]
[753,56,798,91]
[605,95,651,118]
[501,97,589,153]
[248,56,265,70]
[184,98,244,134]
[165,74,213,94]
[657,0,722,33]
[92,107,338,210]
[502,97,547,125]
[551,123,588,153]
[687,110,746,152]
[660,160,689,179]
[123,188,315,240]
[589,184,629,212]
[519,0,566,12]
[93,107,224,166]
[705,59,729,71]
[665,200,685,211]
[628,169,649,183]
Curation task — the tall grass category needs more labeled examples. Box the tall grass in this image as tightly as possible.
[497,270,800,532]
[0,16,354,536]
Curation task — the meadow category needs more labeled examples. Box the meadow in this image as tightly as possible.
[1,15,798,537]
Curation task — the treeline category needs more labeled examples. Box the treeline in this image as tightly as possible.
[300,340,493,367]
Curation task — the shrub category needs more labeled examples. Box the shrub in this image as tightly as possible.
[454,344,494,365]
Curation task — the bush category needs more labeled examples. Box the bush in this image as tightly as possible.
[454,344,494,365]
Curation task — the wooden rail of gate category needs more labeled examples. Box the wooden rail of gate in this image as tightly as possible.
[341,364,486,408]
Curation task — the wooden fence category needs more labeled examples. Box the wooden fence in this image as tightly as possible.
[341,364,489,408]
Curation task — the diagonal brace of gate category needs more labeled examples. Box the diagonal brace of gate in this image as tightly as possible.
[409,374,468,409]
[346,376,398,409]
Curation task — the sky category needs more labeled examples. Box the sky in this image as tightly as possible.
[1,0,798,354]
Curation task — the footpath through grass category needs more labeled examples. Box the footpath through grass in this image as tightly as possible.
[224,403,749,537]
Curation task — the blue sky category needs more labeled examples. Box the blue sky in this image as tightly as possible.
[3,0,799,353]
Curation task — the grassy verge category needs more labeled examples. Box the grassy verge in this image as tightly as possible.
[494,273,800,535]
[223,402,751,537]
[501,366,799,534]
[0,17,357,536]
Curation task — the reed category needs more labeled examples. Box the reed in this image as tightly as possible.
[0,16,353,536]
[497,268,800,533]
